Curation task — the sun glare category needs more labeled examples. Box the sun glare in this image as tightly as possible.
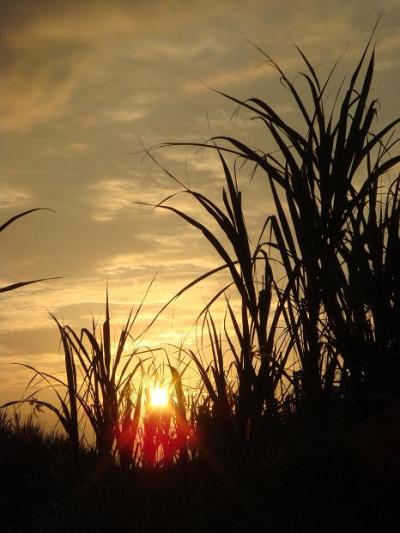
[149,386,169,408]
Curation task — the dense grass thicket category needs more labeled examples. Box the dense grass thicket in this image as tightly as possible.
[1,411,398,532]
[2,37,400,531]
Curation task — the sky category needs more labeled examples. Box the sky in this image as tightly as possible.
[0,0,399,407]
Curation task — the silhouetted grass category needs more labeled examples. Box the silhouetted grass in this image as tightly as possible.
[2,30,400,532]
[158,30,400,431]
[1,408,400,532]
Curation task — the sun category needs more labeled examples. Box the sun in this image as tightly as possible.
[149,386,169,408]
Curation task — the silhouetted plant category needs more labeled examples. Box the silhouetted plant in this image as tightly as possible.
[3,293,152,467]
[158,31,400,424]
[52,294,150,465]
[143,147,294,458]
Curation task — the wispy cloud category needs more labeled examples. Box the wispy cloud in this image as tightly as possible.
[42,142,90,157]
[68,142,90,153]
[182,63,271,94]
[182,56,302,93]
[105,108,148,123]
[87,176,179,222]
[1,0,400,406]
[0,183,32,210]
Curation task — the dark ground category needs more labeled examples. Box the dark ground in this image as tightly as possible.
[1,415,400,533]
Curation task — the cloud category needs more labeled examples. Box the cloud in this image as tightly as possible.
[42,142,91,157]
[0,0,397,132]
[105,108,148,123]
[87,177,171,222]
[0,3,134,132]
[0,69,80,133]
[68,142,90,153]
[0,0,232,133]
[182,62,275,94]
[161,148,226,180]
[0,183,32,210]
[86,157,227,223]
[1,0,400,412]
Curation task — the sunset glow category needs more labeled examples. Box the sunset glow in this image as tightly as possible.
[1,3,400,530]
[149,386,169,408]
[0,1,398,411]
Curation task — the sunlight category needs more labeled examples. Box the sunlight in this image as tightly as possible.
[149,385,169,408]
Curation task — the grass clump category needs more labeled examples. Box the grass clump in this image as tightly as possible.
[158,31,400,432]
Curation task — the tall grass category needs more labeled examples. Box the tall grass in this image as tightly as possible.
[54,296,146,462]
[3,36,400,472]
[157,35,400,431]
[3,294,150,466]
[147,150,294,457]
[233,44,399,416]
[3,291,196,468]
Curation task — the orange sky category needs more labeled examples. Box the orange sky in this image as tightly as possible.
[0,0,399,405]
